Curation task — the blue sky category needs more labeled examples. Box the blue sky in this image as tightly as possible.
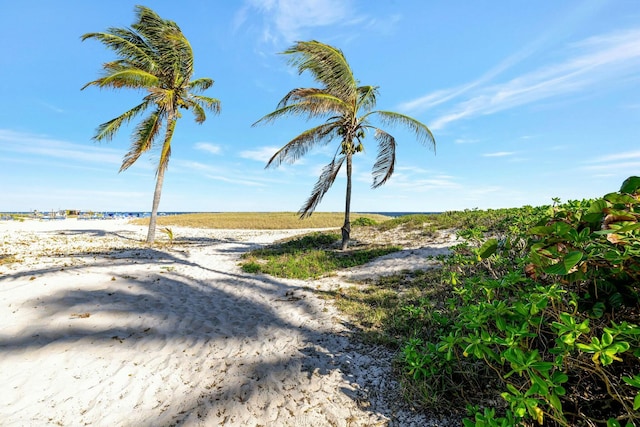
[1,1,639,213]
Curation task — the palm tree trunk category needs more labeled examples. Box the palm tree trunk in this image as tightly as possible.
[341,153,353,250]
[146,118,176,244]
[146,165,165,244]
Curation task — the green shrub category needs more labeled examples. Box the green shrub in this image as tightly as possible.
[397,177,640,426]
[352,217,378,227]
[240,232,401,279]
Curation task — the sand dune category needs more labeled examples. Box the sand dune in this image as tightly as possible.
[0,219,455,426]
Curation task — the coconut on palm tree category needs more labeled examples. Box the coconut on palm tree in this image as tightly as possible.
[82,5,221,243]
[254,40,435,249]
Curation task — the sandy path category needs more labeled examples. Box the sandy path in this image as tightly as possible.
[0,219,452,426]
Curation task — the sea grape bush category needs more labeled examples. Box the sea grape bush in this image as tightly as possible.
[399,177,640,426]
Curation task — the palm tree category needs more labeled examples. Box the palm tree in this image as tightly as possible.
[254,40,435,249]
[81,6,221,243]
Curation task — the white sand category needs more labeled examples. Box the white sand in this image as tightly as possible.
[0,219,456,426]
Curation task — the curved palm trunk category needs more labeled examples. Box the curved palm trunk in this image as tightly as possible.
[146,118,176,244]
[341,153,353,250]
[146,166,165,243]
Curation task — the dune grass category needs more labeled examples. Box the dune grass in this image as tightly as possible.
[240,232,402,279]
[130,212,391,229]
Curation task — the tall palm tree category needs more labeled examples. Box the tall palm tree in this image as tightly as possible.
[254,40,435,249]
[81,6,220,243]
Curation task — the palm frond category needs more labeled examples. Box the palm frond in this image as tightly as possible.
[190,94,221,115]
[188,78,214,93]
[277,88,349,113]
[157,118,176,175]
[371,128,396,188]
[283,40,357,101]
[132,6,193,82]
[161,27,194,80]
[299,155,345,218]
[254,95,345,127]
[94,101,150,142]
[106,27,154,64]
[357,85,379,113]
[185,94,221,124]
[372,111,436,152]
[82,68,159,90]
[82,31,146,59]
[120,110,162,172]
[186,99,207,123]
[266,123,339,168]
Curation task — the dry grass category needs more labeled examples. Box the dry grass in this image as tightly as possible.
[129,212,392,229]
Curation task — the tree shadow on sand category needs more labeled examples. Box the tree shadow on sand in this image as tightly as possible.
[0,229,431,425]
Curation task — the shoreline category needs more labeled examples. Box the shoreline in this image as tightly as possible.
[0,219,456,426]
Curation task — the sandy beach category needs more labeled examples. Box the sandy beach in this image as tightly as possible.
[0,218,456,426]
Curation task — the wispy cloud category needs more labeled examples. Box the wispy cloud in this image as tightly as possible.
[239,146,280,162]
[205,174,267,187]
[174,160,220,173]
[454,138,481,145]
[241,0,355,43]
[37,100,65,114]
[0,129,122,166]
[404,28,640,130]
[194,142,222,155]
[586,150,640,163]
[581,150,640,175]
[483,151,516,157]
[379,169,461,193]
[583,161,640,172]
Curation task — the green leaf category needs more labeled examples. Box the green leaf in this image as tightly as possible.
[529,225,553,236]
[477,238,498,259]
[604,192,638,205]
[543,251,583,275]
[584,199,607,224]
[622,374,640,387]
[548,393,563,411]
[591,302,605,319]
[551,221,573,236]
[619,176,640,194]
[587,199,608,215]
[612,222,640,233]
[607,418,621,427]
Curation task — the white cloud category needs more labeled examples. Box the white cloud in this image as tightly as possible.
[583,161,640,171]
[405,28,640,130]
[194,142,222,155]
[586,150,640,163]
[483,152,516,157]
[579,150,640,175]
[0,129,122,166]
[205,174,267,187]
[243,0,354,42]
[454,138,481,145]
[239,146,280,162]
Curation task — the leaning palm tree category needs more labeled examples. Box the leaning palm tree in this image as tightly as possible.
[254,40,435,249]
[81,6,221,243]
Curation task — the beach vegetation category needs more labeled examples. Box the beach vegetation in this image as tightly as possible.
[254,40,435,250]
[130,211,390,230]
[322,177,640,426]
[81,6,221,244]
[240,232,401,279]
[160,227,174,244]
[351,217,378,227]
